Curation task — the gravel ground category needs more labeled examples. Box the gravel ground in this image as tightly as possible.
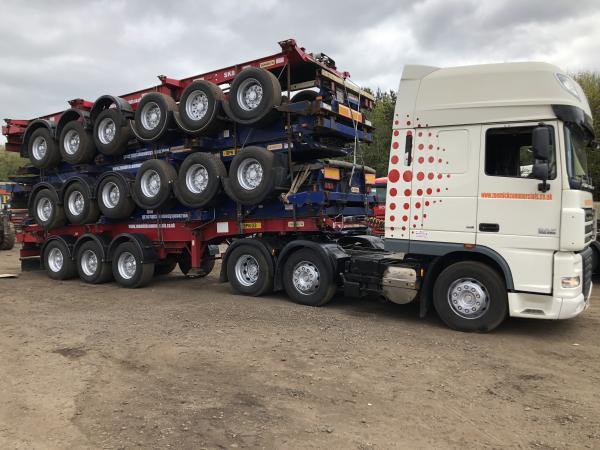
[0,246,599,449]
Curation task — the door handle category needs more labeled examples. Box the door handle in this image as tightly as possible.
[479,223,499,232]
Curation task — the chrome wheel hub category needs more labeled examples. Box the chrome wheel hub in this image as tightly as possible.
[68,190,85,216]
[141,102,161,130]
[37,197,53,222]
[117,252,137,279]
[237,158,263,191]
[64,129,80,155]
[102,182,120,208]
[237,78,263,111]
[185,91,208,120]
[98,118,116,144]
[234,254,259,287]
[186,164,209,194]
[81,249,98,276]
[140,170,161,198]
[47,248,64,272]
[447,278,489,319]
[32,136,47,161]
[292,261,320,295]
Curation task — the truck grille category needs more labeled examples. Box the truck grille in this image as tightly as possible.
[584,208,594,244]
[580,246,593,299]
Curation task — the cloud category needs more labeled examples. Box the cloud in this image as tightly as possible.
[1,0,600,143]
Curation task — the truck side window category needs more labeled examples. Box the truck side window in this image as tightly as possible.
[485,126,556,179]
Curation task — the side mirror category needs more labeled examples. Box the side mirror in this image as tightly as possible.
[532,162,550,192]
[532,126,551,160]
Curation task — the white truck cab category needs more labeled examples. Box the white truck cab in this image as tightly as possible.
[384,62,594,323]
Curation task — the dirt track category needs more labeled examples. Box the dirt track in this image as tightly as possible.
[1,246,599,449]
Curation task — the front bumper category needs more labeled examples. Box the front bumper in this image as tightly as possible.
[509,283,591,319]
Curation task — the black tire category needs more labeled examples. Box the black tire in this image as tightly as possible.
[291,90,319,103]
[154,256,178,276]
[76,240,112,284]
[43,239,77,280]
[112,241,154,288]
[97,175,136,219]
[132,159,177,210]
[223,146,282,205]
[32,188,66,229]
[433,261,508,332]
[0,222,15,250]
[59,121,96,164]
[134,92,176,142]
[282,248,336,307]
[93,109,132,156]
[173,153,226,208]
[177,249,215,277]
[63,181,99,225]
[227,67,281,126]
[177,81,224,134]
[226,244,273,296]
[27,128,61,169]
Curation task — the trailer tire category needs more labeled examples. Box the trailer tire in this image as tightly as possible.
[282,248,336,306]
[44,239,77,280]
[178,81,223,133]
[433,261,508,332]
[174,153,225,208]
[134,92,175,141]
[154,256,178,276]
[32,188,66,229]
[27,128,61,169]
[112,241,154,288]
[97,175,136,219]
[132,159,177,210]
[223,147,280,205]
[59,121,96,164]
[76,240,112,284]
[93,109,132,156]
[63,181,99,225]
[226,245,273,296]
[0,222,16,250]
[177,250,215,277]
[227,67,281,126]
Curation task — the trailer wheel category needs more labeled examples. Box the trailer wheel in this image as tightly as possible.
[178,81,223,134]
[93,109,132,156]
[97,175,136,219]
[32,188,66,229]
[174,153,226,208]
[132,159,177,209]
[59,121,96,164]
[63,182,99,225]
[76,240,112,284]
[282,248,336,306]
[177,250,215,277]
[226,245,273,296]
[433,261,508,332]
[224,147,280,205]
[227,67,281,126]
[44,239,77,280]
[0,222,16,250]
[154,256,178,276]
[112,241,154,288]
[134,93,175,141]
[27,128,61,169]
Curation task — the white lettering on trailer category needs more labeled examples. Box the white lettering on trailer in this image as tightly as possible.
[275,57,285,64]
[112,162,142,171]
[141,213,189,220]
[217,222,229,233]
[223,69,236,78]
[128,223,176,229]
[128,97,142,104]
[288,221,304,227]
[123,147,170,160]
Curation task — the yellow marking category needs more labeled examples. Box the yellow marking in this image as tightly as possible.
[288,221,305,228]
[365,173,376,185]
[260,59,275,68]
[267,143,283,151]
[323,166,341,180]
[222,149,237,157]
[337,104,363,122]
[242,222,262,230]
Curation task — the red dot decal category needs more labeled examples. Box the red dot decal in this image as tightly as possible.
[447,174,451,178]
[436,188,441,192]
[415,202,421,209]
[390,215,395,221]
[394,120,399,125]
[428,144,433,150]
[403,171,413,182]
[403,203,410,210]
[438,158,443,163]
[425,201,430,206]
[407,121,411,126]
[426,188,432,195]
[428,156,434,163]
[404,189,411,196]
[390,203,396,210]
[391,155,399,164]
[406,130,412,136]
[418,132,423,137]
[418,144,424,150]
[437,174,443,179]
[388,169,400,183]
[418,156,424,164]
[402,215,408,222]
[414,215,419,220]
[392,142,399,150]
[423,214,427,218]
[417,188,423,195]
[417,172,424,181]
[393,130,399,136]
[428,172,434,180]
[428,132,432,137]
[413,224,417,228]
[390,188,398,196]
[402,226,406,231]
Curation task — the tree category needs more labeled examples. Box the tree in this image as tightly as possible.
[0,146,25,181]
[360,89,396,177]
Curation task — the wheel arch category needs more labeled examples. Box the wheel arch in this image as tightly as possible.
[90,95,133,123]
[95,171,134,197]
[73,233,111,263]
[22,119,56,157]
[28,182,63,213]
[107,233,157,263]
[61,175,97,200]
[56,108,91,138]
[41,234,76,268]
[219,237,275,283]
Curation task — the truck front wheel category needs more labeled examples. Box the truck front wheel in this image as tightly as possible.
[282,249,336,307]
[433,261,507,332]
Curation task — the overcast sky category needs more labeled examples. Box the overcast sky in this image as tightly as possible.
[2,0,600,144]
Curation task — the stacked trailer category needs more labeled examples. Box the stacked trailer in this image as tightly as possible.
[3,39,378,306]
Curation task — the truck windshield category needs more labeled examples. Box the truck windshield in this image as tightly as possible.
[373,184,387,204]
[564,123,593,190]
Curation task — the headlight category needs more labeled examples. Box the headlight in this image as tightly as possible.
[561,276,581,288]
[556,73,581,101]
